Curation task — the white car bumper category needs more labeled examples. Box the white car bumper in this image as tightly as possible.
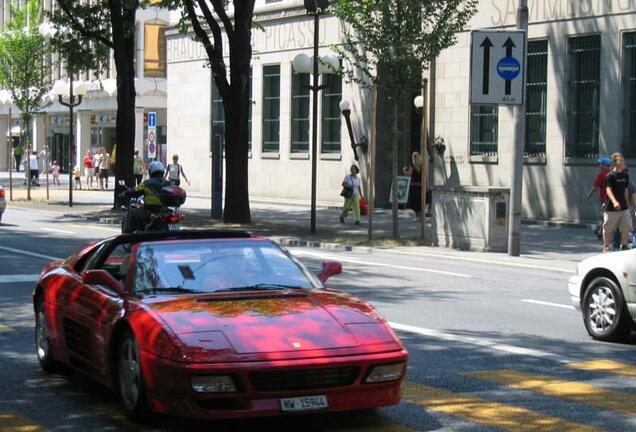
[568,274,582,311]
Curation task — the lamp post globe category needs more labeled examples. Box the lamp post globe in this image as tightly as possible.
[413,95,424,109]
[292,54,312,74]
[339,99,351,113]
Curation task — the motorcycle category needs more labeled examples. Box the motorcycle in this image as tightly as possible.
[120,181,187,234]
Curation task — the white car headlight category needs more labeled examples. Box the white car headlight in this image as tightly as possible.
[191,375,237,393]
[365,363,406,383]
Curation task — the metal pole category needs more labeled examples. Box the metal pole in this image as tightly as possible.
[8,106,12,201]
[44,114,49,201]
[69,74,74,208]
[420,79,429,242]
[368,84,377,242]
[507,0,528,256]
[310,10,320,234]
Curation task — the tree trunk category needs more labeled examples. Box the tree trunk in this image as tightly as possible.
[221,6,252,224]
[24,114,32,200]
[391,97,399,240]
[110,3,136,209]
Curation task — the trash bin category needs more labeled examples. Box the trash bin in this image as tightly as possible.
[431,186,510,252]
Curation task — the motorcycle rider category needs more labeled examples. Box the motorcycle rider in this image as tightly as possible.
[122,161,171,233]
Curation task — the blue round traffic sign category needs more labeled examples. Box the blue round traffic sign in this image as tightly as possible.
[497,56,521,80]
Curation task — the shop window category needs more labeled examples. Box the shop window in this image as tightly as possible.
[144,23,166,78]
[291,71,310,153]
[624,32,636,157]
[525,40,548,157]
[262,65,280,153]
[321,73,342,154]
[211,80,225,153]
[566,35,600,158]
[470,105,498,156]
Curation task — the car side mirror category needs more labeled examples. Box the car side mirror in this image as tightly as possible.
[317,261,342,284]
[82,269,126,295]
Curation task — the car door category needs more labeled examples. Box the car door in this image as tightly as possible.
[63,243,129,382]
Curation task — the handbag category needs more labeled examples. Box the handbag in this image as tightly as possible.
[340,175,354,198]
[359,197,368,215]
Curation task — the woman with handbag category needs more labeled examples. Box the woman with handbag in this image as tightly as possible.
[339,165,362,225]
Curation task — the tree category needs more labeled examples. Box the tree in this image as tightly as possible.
[161,0,255,223]
[50,0,141,206]
[331,0,478,238]
[0,0,53,199]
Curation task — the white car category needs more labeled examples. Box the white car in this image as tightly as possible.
[569,250,636,341]
[0,185,5,223]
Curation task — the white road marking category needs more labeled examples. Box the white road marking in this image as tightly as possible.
[292,250,471,278]
[375,249,577,274]
[41,227,74,234]
[0,245,61,261]
[0,274,39,283]
[521,299,575,310]
[388,321,571,364]
[67,223,119,233]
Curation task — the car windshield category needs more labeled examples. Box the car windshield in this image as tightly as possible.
[133,239,319,295]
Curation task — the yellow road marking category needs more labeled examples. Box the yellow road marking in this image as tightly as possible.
[0,412,48,431]
[567,359,636,378]
[0,324,13,333]
[466,370,636,416]
[90,404,161,432]
[67,223,119,233]
[403,382,599,432]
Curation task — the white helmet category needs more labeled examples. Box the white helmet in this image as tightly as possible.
[148,161,164,176]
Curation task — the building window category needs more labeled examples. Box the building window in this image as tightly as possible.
[291,72,310,153]
[262,65,280,153]
[248,67,253,153]
[525,40,548,156]
[567,35,600,158]
[211,80,225,153]
[624,32,636,157]
[470,105,498,156]
[144,23,166,78]
[321,74,342,154]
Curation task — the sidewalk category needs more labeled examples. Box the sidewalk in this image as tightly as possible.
[1,174,603,273]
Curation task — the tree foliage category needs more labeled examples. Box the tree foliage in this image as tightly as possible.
[331,0,478,95]
[0,0,53,144]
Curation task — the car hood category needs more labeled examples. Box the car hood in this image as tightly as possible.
[143,291,370,355]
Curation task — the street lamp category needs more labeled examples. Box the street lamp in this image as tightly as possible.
[338,99,368,161]
[413,86,429,242]
[53,78,87,207]
[292,0,335,233]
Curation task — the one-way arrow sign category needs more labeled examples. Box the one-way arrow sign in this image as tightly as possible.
[470,30,526,105]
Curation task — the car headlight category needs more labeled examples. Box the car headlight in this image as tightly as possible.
[365,363,406,383]
[191,375,237,393]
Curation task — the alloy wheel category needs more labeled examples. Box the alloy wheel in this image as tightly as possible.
[587,286,616,333]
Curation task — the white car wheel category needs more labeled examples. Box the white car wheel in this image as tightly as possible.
[582,277,631,341]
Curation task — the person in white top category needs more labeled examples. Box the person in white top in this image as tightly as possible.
[165,154,190,187]
[98,147,111,190]
[29,151,40,186]
[339,164,362,224]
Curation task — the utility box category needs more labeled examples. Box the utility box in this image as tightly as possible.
[430,186,510,252]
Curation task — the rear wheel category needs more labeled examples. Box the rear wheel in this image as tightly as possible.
[35,297,58,371]
[582,276,631,341]
[117,329,150,420]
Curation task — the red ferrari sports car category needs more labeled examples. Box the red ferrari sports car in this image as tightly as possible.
[33,230,408,420]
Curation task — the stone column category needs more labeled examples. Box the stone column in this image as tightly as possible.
[76,111,92,170]
[32,115,45,151]
[135,107,145,154]
[0,115,8,171]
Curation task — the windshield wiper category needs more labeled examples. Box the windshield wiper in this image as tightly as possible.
[138,286,199,295]
[214,283,304,293]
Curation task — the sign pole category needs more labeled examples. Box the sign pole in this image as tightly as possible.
[507,0,528,256]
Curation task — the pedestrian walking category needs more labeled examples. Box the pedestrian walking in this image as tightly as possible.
[603,152,632,252]
[14,145,23,172]
[403,151,423,218]
[50,161,60,186]
[339,164,362,225]
[98,147,111,190]
[84,151,94,189]
[133,150,146,186]
[165,155,190,186]
[92,150,100,185]
[587,156,612,239]
[29,151,40,186]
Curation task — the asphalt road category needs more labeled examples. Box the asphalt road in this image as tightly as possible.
[1,206,635,431]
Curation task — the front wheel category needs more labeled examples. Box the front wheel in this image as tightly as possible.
[582,276,631,341]
[35,297,58,371]
[117,330,150,420]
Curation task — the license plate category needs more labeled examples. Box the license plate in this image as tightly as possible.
[280,395,328,412]
[167,224,181,231]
